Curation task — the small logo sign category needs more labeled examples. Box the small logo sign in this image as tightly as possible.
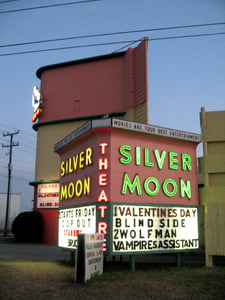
[32,86,42,123]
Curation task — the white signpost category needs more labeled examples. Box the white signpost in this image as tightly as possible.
[75,233,104,283]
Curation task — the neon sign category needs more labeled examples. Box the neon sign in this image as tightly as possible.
[31,86,42,123]
[119,144,193,201]
[56,119,200,254]
[59,147,93,201]
[97,142,109,252]
[109,142,199,254]
[58,142,109,251]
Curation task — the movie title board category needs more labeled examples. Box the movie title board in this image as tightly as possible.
[58,205,96,249]
[37,183,59,208]
[112,205,199,254]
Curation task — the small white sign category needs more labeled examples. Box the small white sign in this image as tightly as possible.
[32,86,41,113]
[75,233,104,283]
[112,119,201,142]
[37,183,59,208]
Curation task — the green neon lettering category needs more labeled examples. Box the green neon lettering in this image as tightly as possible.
[144,177,160,196]
[119,145,132,164]
[163,178,177,197]
[182,153,192,171]
[180,179,191,199]
[144,148,154,167]
[135,147,141,165]
[154,149,166,169]
[121,173,142,195]
[169,152,179,170]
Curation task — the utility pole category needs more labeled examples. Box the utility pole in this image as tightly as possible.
[2,130,19,236]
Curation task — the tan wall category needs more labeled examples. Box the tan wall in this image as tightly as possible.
[35,120,86,181]
[118,103,148,124]
[134,102,149,124]
[199,108,225,266]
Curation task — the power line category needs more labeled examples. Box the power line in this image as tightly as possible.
[0,0,101,14]
[1,22,224,48]
[17,148,35,155]
[150,32,225,41]
[0,39,141,57]
[0,32,224,57]
[0,124,36,140]
[114,32,225,52]
[113,39,141,53]
[0,172,34,184]
[19,139,35,148]
[0,0,18,4]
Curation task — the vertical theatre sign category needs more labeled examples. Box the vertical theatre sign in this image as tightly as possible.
[55,118,201,255]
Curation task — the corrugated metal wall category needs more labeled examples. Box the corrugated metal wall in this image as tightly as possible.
[205,203,225,256]
[133,38,148,124]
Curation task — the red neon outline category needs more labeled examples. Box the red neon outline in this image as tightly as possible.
[32,107,40,123]
[98,222,107,235]
[98,158,108,170]
[99,142,108,155]
[98,205,107,218]
[99,173,107,186]
[103,238,107,252]
[97,189,108,202]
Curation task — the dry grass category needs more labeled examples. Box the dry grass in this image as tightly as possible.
[0,259,224,300]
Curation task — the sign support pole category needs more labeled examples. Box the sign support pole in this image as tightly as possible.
[176,253,181,267]
[130,255,135,272]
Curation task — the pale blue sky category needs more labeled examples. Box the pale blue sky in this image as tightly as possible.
[0,0,224,211]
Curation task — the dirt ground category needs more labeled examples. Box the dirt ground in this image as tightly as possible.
[0,259,225,300]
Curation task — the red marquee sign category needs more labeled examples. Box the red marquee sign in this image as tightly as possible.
[55,118,201,255]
